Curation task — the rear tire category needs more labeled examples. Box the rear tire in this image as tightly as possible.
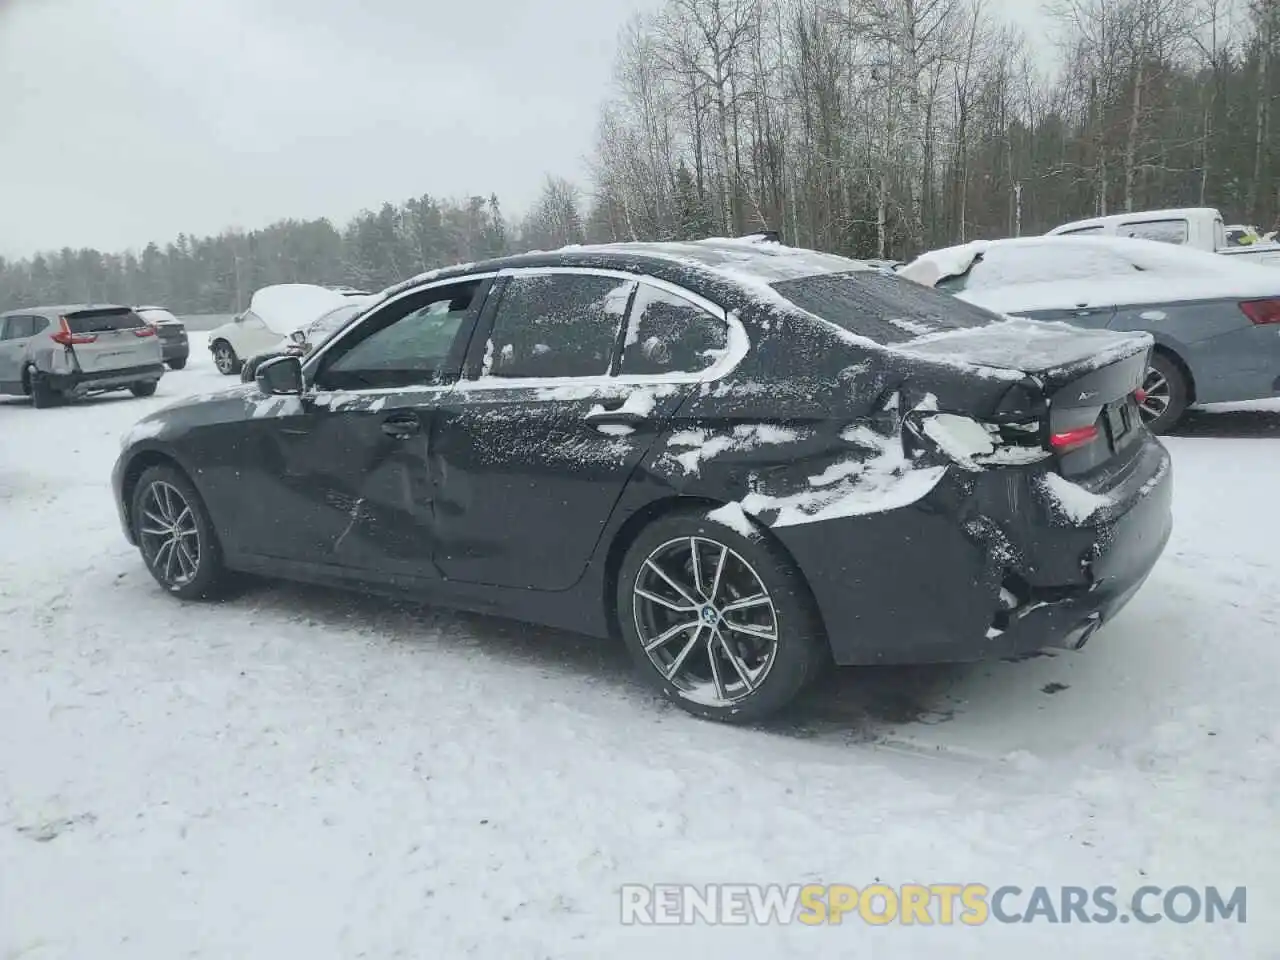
[130,381,158,398]
[167,358,187,371]
[1139,352,1188,434]
[211,340,240,376]
[28,368,62,409]
[616,506,828,723]
[131,464,229,600]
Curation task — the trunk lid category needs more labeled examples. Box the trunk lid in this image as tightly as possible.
[896,318,1151,477]
[57,308,161,373]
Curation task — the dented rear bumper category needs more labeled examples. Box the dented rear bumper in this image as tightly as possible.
[772,433,1173,666]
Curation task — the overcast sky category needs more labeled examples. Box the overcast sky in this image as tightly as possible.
[0,0,1049,259]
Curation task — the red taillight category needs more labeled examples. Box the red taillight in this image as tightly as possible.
[1239,299,1280,325]
[1050,424,1099,453]
[1134,387,1147,404]
[133,326,156,337]
[50,317,97,346]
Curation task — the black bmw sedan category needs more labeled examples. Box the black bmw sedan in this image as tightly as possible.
[113,239,1173,722]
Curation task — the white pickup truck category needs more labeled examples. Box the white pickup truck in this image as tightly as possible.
[1047,207,1280,267]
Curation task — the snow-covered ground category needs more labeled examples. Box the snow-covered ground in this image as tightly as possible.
[2,344,1279,958]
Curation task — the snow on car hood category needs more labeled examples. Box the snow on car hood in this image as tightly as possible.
[897,242,987,288]
[903,236,1280,313]
[248,284,352,335]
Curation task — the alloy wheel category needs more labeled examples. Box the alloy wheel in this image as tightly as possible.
[213,343,235,375]
[1139,365,1171,423]
[632,536,779,707]
[138,480,201,587]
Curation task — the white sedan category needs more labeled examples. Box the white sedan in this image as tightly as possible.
[207,284,354,376]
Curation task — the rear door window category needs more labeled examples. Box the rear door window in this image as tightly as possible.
[2,316,38,339]
[64,308,145,334]
[619,284,728,376]
[1119,219,1189,245]
[1057,225,1105,236]
[485,273,634,379]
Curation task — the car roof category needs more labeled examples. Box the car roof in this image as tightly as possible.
[1,303,133,318]
[380,238,871,300]
[1050,207,1221,231]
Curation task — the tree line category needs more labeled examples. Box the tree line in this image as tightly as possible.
[3,0,1279,314]
[584,0,1280,258]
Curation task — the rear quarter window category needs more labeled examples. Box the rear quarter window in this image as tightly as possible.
[771,271,1001,344]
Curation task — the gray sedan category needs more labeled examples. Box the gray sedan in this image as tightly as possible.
[899,235,1280,431]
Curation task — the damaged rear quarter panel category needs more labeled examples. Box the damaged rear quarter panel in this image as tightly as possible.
[618,302,1018,664]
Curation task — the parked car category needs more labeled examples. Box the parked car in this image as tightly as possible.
[898,235,1280,432]
[207,284,351,375]
[1047,206,1280,267]
[0,305,164,408]
[239,297,377,382]
[114,239,1171,722]
[135,306,190,370]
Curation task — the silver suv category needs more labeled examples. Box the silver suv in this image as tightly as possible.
[0,305,165,408]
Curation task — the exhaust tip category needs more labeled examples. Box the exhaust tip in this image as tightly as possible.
[1070,615,1103,651]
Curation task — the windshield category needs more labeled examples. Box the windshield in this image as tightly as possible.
[305,302,369,346]
[772,270,1000,344]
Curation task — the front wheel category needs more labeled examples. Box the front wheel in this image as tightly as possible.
[167,358,187,371]
[131,465,228,599]
[1139,353,1188,434]
[616,507,828,723]
[211,340,240,376]
[130,380,158,398]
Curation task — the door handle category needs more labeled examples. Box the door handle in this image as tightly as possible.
[381,414,421,439]
[584,408,646,428]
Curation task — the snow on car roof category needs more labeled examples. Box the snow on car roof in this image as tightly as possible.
[380,237,872,303]
[904,235,1280,313]
[247,284,353,335]
[589,237,873,283]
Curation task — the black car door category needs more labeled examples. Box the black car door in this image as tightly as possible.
[232,276,491,584]
[430,268,739,591]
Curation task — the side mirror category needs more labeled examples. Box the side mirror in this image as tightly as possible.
[255,355,304,396]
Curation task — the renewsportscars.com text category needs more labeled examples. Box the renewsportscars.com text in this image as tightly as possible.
[619,883,1247,926]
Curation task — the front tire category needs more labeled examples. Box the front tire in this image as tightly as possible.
[211,340,240,376]
[130,380,158,398]
[167,358,187,370]
[1139,352,1188,434]
[616,507,828,723]
[131,465,228,599]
